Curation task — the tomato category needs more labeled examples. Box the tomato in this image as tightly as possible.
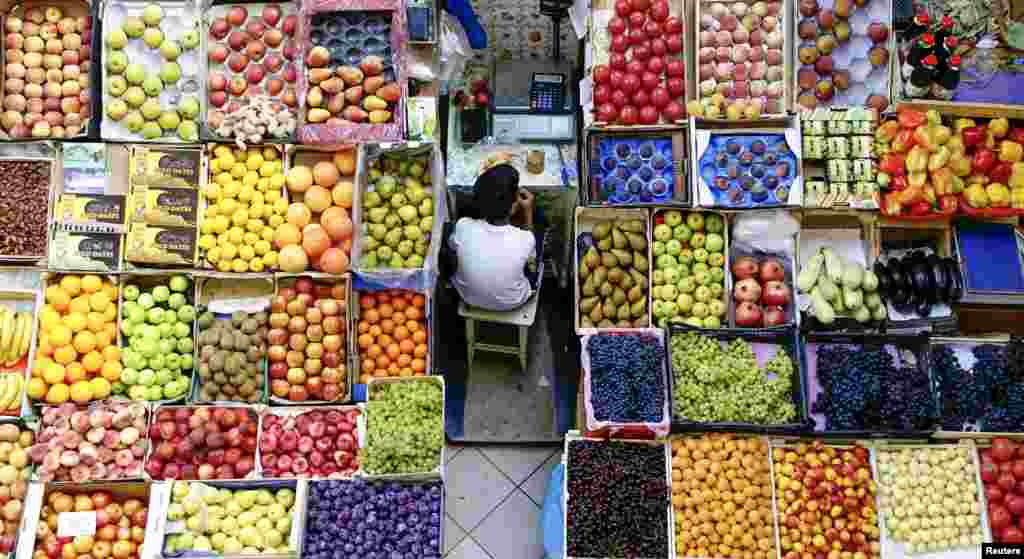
[593,65,611,84]
[991,504,1012,532]
[897,108,927,128]
[879,153,906,176]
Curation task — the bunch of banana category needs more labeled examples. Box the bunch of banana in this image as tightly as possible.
[0,307,32,367]
[0,374,22,412]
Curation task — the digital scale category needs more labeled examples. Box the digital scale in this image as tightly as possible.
[490,59,576,143]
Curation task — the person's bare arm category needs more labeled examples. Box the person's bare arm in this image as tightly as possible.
[516,189,534,229]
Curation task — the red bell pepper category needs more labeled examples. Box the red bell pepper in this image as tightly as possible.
[898,109,927,129]
[961,126,987,147]
[892,129,917,153]
[1009,127,1024,144]
[910,201,932,216]
[990,161,1014,184]
[972,148,997,174]
[654,215,665,225]
[923,185,937,205]
[891,175,909,191]
[879,153,907,176]
[939,195,958,215]
[883,192,903,216]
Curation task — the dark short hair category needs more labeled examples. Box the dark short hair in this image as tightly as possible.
[472,164,519,222]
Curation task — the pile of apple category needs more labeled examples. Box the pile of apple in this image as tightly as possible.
[29,402,148,482]
[32,491,148,559]
[305,50,400,124]
[259,408,360,477]
[982,438,1024,543]
[163,482,296,554]
[0,422,31,554]
[268,278,347,402]
[207,4,299,133]
[2,7,92,138]
[732,255,791,327]
[592,0,686,125]
[144,406,258,480]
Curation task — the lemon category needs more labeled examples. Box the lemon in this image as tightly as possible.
[204,182,221,200]
[265,190,281,203]
[248,258,265,272]
[260,228,275,244]
[252,240,271,256]
[103,305,117,323]
[214,144,232,159]
[249,202,265,220]
[205,204,220,218]
[218,152,235,169]
[251,191,265,205]
[220,244,238,261]
[53,345,77,365]
[220,198,239,216]
[231,259,249,273]
[207,246,222,263]
[228,227,245,245]
[43,362,65,384]
[26,378,46,400]
[81,275,103,294]
[262,205,275,219]
[233,148,246,161]
[89,291,112,312]
[232,209,249,227]
[48,324,72,347]
[89,377,112,399]
[198,234,217,250]
[269,215,284,228]
[39,308,62,331]
[60,275,82,296]
[64,312,88,333]
[216,171,233,187]
[210,159,221,174]
[243,232,260,245]
[231,163,247,179]
[262,251,278,268]
[81,351,103,373]
[200,220,215,235]
[263,146,279,161]
[257,161,274,178]
[246,152,264,171]
[242,172,259,188]
[246,219,263,234]
[217,259,233,273]
[273,199,288,215]
[239,186,256,204]
[269,174,286,190]
[69,296,91,315]
[69,380,93,403]
[217,233,231,247]
[212,215,230,234]
[73,331,97,354]
[222,181,240,199]
[46,383,70,404]
[238,246,255,261]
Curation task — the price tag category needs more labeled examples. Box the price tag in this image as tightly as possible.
[57,512,96,538]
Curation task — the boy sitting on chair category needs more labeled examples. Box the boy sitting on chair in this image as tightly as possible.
[448,164,539,311]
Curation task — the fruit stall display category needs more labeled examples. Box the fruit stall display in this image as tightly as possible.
[581,330,670,437]
[670,434,777,558]
[0,290,39,416]
[668,325,804,430]
[691,0,788,119]
[691,126,804,208]
[31,274,121,406]
[268,276,349,403]
[363,377,443,476]
[353,288,430,385]
[0,4,96,139]
[21,484,152,559]
[101,2,201,141]
[258,407,362,478]
[0,421,31,556]
[29,402,148,482]
[302,479,444,559]
[280,148,356,274]
[298,9,405,142]
[588,0,687,126]
[803,334,936,434]
[793,0,892,111]
[205,3,299,144]
[143,405,259,480]
[198,144,289,273]
[576,210,652,331]
[159,480,300,554]
[116,274,195,403]
[729,251,795,327]
[651,210,728,329]
[564,437,671,558]
[797,246,886,326]
[354,146,438,273]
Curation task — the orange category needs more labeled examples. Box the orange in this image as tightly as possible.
[357,334,373,349]
[82,351,103,373]
[65,362,86,383]
[359,295,376,309]
[360,373,372,384]
[89,377,111,399]
[367,344,382,358]
[412,358,426,373]
[86,312,107,333]
[378,335,393,348]
[375,355,390,369]
[357,321,370,334]
[386,344,400,360]
[414,344,428,358]
[387,363,399,376]
[26,378,46,400]
[101,346,121,363]
[45,383,70,404]
[397,354,412,368]
[413,331,427,344]
[361,359,375,374]
[378,304,393,318]
[399,340,415,354]
[364,309,380,324]
[399,367,414,377]
[412,294,426,308]
[394,326,410,342]
[368,325,382,338]
[405,307,422,321]
[393,299,408,312]
[53,345,77,366]
[72,331,97,354]
[101,361,122,382]
[391,310,407,323]
[48,325,72,348]
[380,319,394,334]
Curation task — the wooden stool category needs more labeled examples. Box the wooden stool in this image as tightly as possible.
[458,292,539,372]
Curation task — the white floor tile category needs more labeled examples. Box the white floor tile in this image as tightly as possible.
[445,536,493,559]
[480,446,558,485]
[445,448,517,531]
[444,514,467,555]
[446,442,464,464]
[521,451,561,506]
[474,489,545,559]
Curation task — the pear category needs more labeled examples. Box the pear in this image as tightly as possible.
[626,232,647,251]
[633,252,649,271]
[580,316,595,328]
[607,268,624,285]
[612,288,627,306]
[611,249,632,267]
[601,252,618,268]
[584,246,600,269]
[589,303,603,323]
[617,320,633,328]
[593,267,608,286]
[598,319,615,328]
[612,228,628,249]
[620,272,635,290]
[630,298,647,318]
[578,261,591,280]
[582,275,597,297]
[580,296,599,313]
[628,285,644,303]
[633,316,649,327]
[592,221,611,240]
[619,219,644,233]
[617,305,631,321]
[598,237,612,251]
[602,300,617,320]
[599,282,614,298]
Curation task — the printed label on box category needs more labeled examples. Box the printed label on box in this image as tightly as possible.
[57,512,96,537]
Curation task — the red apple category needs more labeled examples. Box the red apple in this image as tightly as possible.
[759,259,785,282]
[732,256,758,280]
[762,281,791,306]
[734,278,762,303]
[735,301,763,327]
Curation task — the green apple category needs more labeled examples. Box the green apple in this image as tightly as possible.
[125,63,146,84]
[691,301,709,318]
[107,51,128,73]
[678,277,696,293]
[107,76,128,96]
[141,99,161,120]
[694,271,710,285]
[160,40,180,60]
[710,267,725,283]
[703,316,721,328]
[694,285,711,303]
[143,26,163,48]
[656,254,677,269]
[181,29,200,49]
[159,111,180,131]
[661,284,678,301]
[275,489,295,507]
[690,232,706,248]
[106,29,128,49]
[178,96,200,119]
[710,283,724,299]
[651,300,665,318]
[672,224,692,242]
[159,62,181,84]
[123,17,145,38]
[142,75,163,97]
[124,111,145,132]
[653,223,672,242]
[652,270,664,286]
[177,120,198,142]
[709,299,726,317]
[676,293,693,313]
[708,252,726,267]
[663,210,683,227]
[106,99,128,121]
[705,233,725,253]
[687,212,705,231]
[693,248,709,263]
[665,239,682,256]
[685,316,703,328]
[124,87,146,108]
[705,214,724,233]
[142,4,163,25]
[663,301,678,317]
[652,240,665,257]
[693,262,709,275]
[663,267,679,285]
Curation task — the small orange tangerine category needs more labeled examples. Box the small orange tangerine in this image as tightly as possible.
[412,295,426,308]
[387,363,400,376]
[101,346,121,363]
[358,321,370,334]
[414,344,428,358]
[368,325,382,338]
[405,307,422,321]
[359,295,376,309]
[394,326,410,341]
[81,351,103,373]
[373,369,387,378]
[364,309,380,324]
[375,355,390,369]
[399,367,414,377]
[358,334,373,349]
[399,340,415,354]
[53,345,77,366]
[378,304,393,318]
[95,330,113,350]
[378,334,394,348]
[376,293,391,305]
[360,373,372,384]
[412,358,426,373]
[65,362,86,383]
[380,319,394,334]
[386,344,400,360]
[412,330,427,344]
[393,299,407,312]
[101,361,122,382]
[397,354,412,367]
[367,344,382,358]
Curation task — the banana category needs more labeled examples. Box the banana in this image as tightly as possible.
[8,374,22,411]
[4,314,26,367]
[0,308,13,358]
[0,375,16,411]
[16,312,31,364]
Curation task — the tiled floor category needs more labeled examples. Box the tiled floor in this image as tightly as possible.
[444,443,561,559]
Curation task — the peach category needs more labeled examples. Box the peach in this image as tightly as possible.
[228,76,247,96]
[62,50,79,66]
[5,33,22,50]
[210,18,230,39]
[263,53,284,73]
[227,31,248,51]
[5,63,25,79]
[3,78,23,94]
[245,65,265,84]
[245,40,265,60]
[227,53,249,73]
[209,45,228,64]
[210,91,227,107]
[227,6,247,26]
[209,73,227,91]
[306,46,330,68]
[358,55,384,77]
[263,28,283,48]
[266,77,284,96]
[45,68,63,83]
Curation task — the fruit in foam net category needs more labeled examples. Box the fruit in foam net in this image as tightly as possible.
[355,289,429,383]
[32,491,147,559]
[199,145,288,273]
[33,275,121,405]
[117,276,194,402]
[144,406,258,480]
[259,408,360,477]
[29,402,148,482]
[163,482,297,554]
[268,277,348,402]
[359,155,433,269]
[276,151,355,273]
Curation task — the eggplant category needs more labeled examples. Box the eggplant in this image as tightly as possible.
[873,261,892,293]
[942,257,963,301]
[894,292,916,315]
[915,298,933,318]
[888,260,908,292]
[927,254,948,301]
[909,260,934,298]
[890,287,908,305]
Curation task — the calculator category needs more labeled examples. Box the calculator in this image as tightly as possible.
[529,73,566,113]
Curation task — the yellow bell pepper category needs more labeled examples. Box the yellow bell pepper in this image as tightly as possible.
[987,182,1011,207]
[928,146,951,171]
[965,183,990,208]
[1011,173,1024,190]
[990,118,1010,139]
[908,171,928,188]
[933,125,952,146]
[1012,188,1024,209]
[954,118,976,133]
[926,110,943,125]
[906,145,929,173]
[949,153,972,177]
[931,167,955,196]
[999,140,1024,163]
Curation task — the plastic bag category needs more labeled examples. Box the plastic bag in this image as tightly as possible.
[439,12,473,84]
[731,210,799,255]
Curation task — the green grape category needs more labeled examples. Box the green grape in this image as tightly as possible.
[363,380,444,475]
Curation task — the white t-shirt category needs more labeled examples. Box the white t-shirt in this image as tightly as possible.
[449,217,536,311]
